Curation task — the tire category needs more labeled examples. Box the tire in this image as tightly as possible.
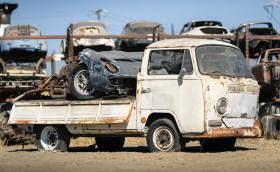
[36,125,71,152]
[95,137,125,151]
[68,64,102,100]
[200,137,236,151]
[146,118,184,152]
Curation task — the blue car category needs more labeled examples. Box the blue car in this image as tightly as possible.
[0,24,47,62]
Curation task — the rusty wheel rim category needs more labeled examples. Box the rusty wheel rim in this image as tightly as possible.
[74,69,95,95]
[153,126,174,151]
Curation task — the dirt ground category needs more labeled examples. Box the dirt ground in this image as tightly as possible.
[0,137,279,172]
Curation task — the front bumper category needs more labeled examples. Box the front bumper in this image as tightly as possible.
[183,120,262,138]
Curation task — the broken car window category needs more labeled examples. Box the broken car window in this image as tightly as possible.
[149,50,193,75]
[260,51,280,62]
[196,45,253,78]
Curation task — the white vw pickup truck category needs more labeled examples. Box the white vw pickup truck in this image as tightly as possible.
[8,39,261,152]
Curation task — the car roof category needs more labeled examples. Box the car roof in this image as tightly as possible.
[6,24,40,31]
[237,21,273,29]
[126,21,159,28]
[147,38,237,49]
[71,21,107,29]
[185,20,222,24]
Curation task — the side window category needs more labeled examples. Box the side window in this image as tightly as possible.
[148,49,193,75]
[182,26,188,33]
[125,26,130,33]
[182,50,193,73]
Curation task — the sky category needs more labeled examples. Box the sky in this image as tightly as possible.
[5,0,280,75]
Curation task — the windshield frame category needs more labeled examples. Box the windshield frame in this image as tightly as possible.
[195,45,254,78]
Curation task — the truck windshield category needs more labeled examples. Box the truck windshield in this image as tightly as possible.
[196,45,253,78]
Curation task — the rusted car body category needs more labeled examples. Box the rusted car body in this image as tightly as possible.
[258,102,280,139]
[77,49,142,95]
[251,48,280,102]
[179,20,233,43]
[231,22,280,55]
[0,24,47,62]
[115,21,160,52]
[61,21,115,56]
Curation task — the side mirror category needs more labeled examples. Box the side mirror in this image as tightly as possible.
[179,68,186,79]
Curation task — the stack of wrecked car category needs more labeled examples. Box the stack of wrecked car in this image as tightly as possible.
[61,21,115,56]
[231,22,280,56]
[0,24,47,99]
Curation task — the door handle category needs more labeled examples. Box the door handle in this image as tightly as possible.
[142,88,151,93]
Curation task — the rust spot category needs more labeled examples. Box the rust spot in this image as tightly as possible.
[5,98,14,102]
[241,113,247,118]
[103,62,117,73]
[220,82,224,87]
[183,128,259,138]
[229,77,233,81]
[14,120,32,124]
[136,89,139,95]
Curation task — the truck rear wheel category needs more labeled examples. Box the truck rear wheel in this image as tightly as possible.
[68,64,102,100]
[200,137,236,151]
[36,125,70,152]
[95,137,125,151]
[147,118,184,152]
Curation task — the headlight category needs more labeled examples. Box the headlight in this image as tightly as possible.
[103,62,118,73]
[216,98,228,116]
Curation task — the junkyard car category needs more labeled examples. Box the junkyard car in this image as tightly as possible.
[115,21,160,52]
[61,21,115,56]
[0,24,47,98]
[68,49,143,100]
[251,48,280,102]
[258,102,280,139]
[179,20,233,43]
[0,24,47,62]
[231,22,280,55]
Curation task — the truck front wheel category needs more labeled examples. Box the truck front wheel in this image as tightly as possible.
[147,118,184,152]
[36,125,70,152]
[95,137,125,151]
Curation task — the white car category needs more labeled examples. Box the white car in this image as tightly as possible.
[61,21,115,55]
[179,20,233,43]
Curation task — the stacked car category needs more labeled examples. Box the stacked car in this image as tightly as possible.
[61,21,115,56]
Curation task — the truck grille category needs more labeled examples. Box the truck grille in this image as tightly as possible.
[228,85,258,94]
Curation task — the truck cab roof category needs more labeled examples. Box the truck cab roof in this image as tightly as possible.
[146,38,237,49]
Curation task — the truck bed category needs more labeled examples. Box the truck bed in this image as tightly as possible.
[9,96,136,125]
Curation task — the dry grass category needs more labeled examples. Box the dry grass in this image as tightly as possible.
[70,137,96,147]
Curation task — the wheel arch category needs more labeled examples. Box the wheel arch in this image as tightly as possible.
[33,124,70,135]
[145,113,183,135]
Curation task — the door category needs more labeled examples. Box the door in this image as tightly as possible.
[138,48,205,133]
